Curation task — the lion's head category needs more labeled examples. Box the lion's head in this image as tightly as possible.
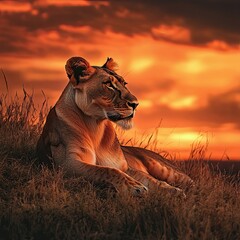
[65,57,139,130]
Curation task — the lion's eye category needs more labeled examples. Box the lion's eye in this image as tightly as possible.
[103,81,115,90]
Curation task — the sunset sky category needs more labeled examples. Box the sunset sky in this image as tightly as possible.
[0,0,240,160]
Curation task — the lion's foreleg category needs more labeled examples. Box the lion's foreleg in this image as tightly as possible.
[62,158,148,197]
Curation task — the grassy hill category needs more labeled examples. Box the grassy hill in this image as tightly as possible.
[0,91,239,240]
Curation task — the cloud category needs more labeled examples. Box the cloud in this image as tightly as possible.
[0,68,67,107]
[135,86,240,130]
[204,87,240,128]
[130,79,176,99]
[0,1,32,12]
[1,0,240,53]
[151,25,191,44]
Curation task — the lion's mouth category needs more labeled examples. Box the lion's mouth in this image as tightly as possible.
[107,112,134,122]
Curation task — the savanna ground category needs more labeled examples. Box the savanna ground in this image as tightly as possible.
[0,88,239,240]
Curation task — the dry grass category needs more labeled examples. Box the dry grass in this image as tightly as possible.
[0,89,239,240]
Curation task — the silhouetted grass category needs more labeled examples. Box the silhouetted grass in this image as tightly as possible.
[0,90,239,240]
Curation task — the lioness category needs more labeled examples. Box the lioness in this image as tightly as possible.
[37,57,193,197]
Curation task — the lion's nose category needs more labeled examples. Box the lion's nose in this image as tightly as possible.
[127,101,139,110]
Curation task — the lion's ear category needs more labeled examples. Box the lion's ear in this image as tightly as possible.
[102,57,118,71]
[65,57,96,86]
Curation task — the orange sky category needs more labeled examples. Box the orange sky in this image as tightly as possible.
[0,0,240,160]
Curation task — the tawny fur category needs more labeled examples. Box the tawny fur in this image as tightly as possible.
[37,57,193,197]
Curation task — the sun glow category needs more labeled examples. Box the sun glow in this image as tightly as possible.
[170,132,201,142]
[139,99,153,108]
[130,58,154,73]
[169,96,197,109]
[176,60,205,74]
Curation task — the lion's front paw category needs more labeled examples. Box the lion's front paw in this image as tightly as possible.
[172,187,186,198]
[158,181,186,198]
[131,183,148,197]
[123,178,148,197]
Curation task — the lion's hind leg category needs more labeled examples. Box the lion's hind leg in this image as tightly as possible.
[145,157,193,187]
[122,146,193,187]
[126,168,185,197]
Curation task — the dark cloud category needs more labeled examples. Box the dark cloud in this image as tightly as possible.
[0,25,73,57]
[0,69,66,106]
[0,0,240,57]
[136,87,240,129]
[110,0,240,45]
[0,69,65,92]
[0,70,25,92]
[204,87,240,128]
[130,79,176,98]
[23,80,66,96]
